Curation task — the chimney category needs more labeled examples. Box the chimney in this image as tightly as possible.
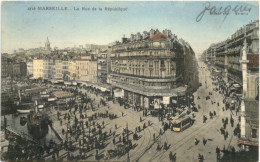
[122,37,128,43]
[143,31,148,39]
[150,29,155,37]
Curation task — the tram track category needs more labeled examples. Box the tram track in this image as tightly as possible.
[131,121,162,162]
[153,108,220,162]
[150,66,222,161]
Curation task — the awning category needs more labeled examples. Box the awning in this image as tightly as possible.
[64,82,72,85]
[48,97,57,101]
[238,139,258,147]
[233,84,241,88]
[38,105,44,108]
[41,94,50,98]
[100,87,109,92]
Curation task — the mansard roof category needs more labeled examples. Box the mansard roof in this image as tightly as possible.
[148,32,170,41]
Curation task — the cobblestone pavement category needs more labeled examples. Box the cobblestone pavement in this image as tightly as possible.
[46,61,240,162]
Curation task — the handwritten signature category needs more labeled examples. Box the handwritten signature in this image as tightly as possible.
[196,2,252,22]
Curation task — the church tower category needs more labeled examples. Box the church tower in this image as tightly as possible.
[45,37,51,51]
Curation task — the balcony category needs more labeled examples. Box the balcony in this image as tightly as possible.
[110,73,180,82]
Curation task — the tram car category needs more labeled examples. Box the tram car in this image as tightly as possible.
[170,116,192,132]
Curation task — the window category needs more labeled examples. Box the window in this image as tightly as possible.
[252,129,257,138]
[161,60,165,65]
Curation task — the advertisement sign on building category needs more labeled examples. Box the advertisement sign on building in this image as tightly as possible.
[163,96,170,104]
[114,89,124,98]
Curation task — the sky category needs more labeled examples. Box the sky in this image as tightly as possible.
[1,1,259,55]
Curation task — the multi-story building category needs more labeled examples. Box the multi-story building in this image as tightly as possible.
[76,59,89,82]
[181,39,199,92]
[109,29,195,110]
[68,60,77,81]
[88,60,98,83]
[76,56,98,83]
[62,60,69,81]
[26,60,34,77]
[97,51,108,84]
[19,62,27,78]
[203,20,259,151]
[1,56,11,78]
[43,59,54,80]
[53,60,63,81]
[33,59,44,79]
[10,61,27,79]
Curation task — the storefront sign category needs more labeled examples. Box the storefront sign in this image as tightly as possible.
[114,89,124,98]
[163,97,170,104]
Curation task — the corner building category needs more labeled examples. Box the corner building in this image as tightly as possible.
[109,29,194,110]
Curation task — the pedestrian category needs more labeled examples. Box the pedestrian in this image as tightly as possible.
[95,149,98,160]
[164,141,168,151]
[60,120,62,126]
[122,112,124,117]
[198,154,204,162]
[216,146,220,161]
[195,138,199,145]
[203,138,207,145]
[225,131,228,139]
[169,151,173,161]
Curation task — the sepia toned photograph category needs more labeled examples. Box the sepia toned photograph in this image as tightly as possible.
[1,1,259,161]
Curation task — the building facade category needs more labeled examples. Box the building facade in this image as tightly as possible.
[97,51,108,84]
[43,59,54,80]
[53,60,63,81]
[62,60,69,81]
[76,57,98,83]
[88,60,98,83]
[203,20,259,151]
[68,60,77,81]
[109,29,195,110]
[76,59,89,82]
[33,59,44,79]
[1,56,11,78]
[26,60,34,77]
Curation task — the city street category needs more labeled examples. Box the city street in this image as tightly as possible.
[45,60,240,162]
[1,2,258,162]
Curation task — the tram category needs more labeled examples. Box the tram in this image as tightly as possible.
[170,116,191,132]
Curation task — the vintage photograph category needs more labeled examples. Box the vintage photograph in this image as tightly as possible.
[1,1,259,161]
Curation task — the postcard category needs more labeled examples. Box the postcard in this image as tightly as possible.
[1,1,259,161]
